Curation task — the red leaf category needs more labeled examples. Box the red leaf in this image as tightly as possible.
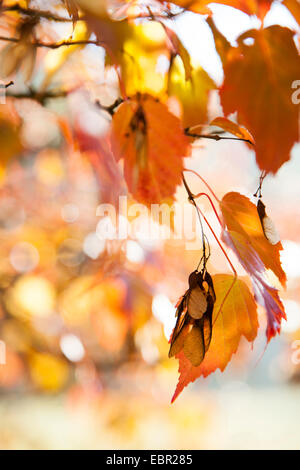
[111,94,190,205]
[172,274,258,403]
[222,230,286,341]
[219,191,287,340]
[220,192,286,287]
[220,26,300,174]
[211,117,254,145]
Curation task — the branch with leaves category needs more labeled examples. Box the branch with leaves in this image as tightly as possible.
[0,0,298,402]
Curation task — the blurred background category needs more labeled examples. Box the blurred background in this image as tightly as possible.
[0,0,299,450]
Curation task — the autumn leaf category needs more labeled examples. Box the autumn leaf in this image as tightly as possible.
[206,17,231,66]
[0,108,23,178]
[75,127,127,206]
[158,0,212,14]
[220,26,300,174]
[121,22,169,97]
[282,0,300,25]
[163,25,192,81]
[219,192,287,340]
[172,274,258,402]
[210,0,273,18]
[63,0,79,23]
[168,57,216,128]
[210,117,254,145]
[111,94,190,205]
[222,230,286,340]
[159,0,273,17]
[220,192,286,287]
[76,0,132,66]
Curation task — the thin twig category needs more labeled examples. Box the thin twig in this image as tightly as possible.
[95,97,124,116]
[0,36,102,49]
[182,173,208,272]
[6,88,69,104]
[183,168,220,203]
[0,5,73,22]
[185,129,254,146]
[0,80,14,89]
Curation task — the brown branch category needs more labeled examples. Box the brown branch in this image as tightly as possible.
[6,88,69,104]
[95,97,124,116]
[0,36,102,49]
[0,4,73,22]
[0,80,14,89]
[0,3,184,23]
[185,129,254,146]
[6,87,123,112]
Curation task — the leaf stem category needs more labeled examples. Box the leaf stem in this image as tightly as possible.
[185,128,254,146]
[183,168,220,203]
[194,202,237,326]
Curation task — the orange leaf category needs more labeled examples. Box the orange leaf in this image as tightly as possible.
[168,59,216,128]
[211,117,254,145]
[206,17,231,66]
[163,25,192,81]
[160,1,272,17]
[220,26,300,174]
[111,94,190,205]
[172,274,258,402]
[64,0,79,22]
[220,192,286,287]
[282,0,300,25]
[222,230,286,340]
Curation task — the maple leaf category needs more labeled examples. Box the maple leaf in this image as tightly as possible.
[75,127,127,206]
[163,25,192,81]
[172,274,258,402]
[220,192,286,287]
[206,17,231,66]
[219,192,287,340]
[121,22,169,97]
[210,0,273,18]
[168,58,216,128]
[111,94,190,205]
[210,117,254,145]
[159,0,273,17]
[220,26,300,174]
[63,0,79,23]
[282,0,300,25]
[222,230,286,340]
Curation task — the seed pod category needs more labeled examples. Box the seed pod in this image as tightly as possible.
[257,199,280,245]
[169,270,216,367]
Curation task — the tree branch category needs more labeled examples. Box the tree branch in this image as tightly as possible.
[0,4,73,22]
[185,129,254,146]
[6,88,68,104]
[0,36,103,49]
[95,97,124,116]
[0,80,14,89]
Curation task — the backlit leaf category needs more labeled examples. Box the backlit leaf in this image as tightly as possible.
[172,274,258,402]
[121,22,169,97]
[159,0,273,17]
[220,192,286,287]
[210,117,254,145]
[282,0,300,25]
[168,57,216,128]
[220,26,300,174]
[222,230,286,340]
[111,94,190,205]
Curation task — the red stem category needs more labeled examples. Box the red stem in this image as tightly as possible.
[193,192,223,227]
[183,168,220,203]
[194,201,237,326]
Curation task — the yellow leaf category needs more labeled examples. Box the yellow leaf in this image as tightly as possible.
[168,57,216,128]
